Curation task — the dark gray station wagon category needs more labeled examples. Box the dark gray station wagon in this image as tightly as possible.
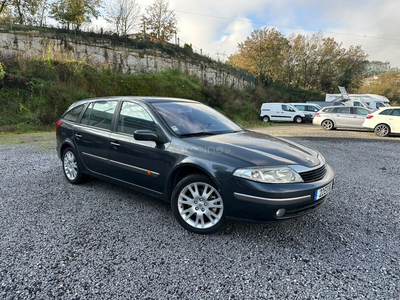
[56,97,335,233]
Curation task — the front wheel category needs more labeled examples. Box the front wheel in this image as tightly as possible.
[171,174,226,234]
[262,116,270,122]
[374,124,390,137]
[294,116,303,123]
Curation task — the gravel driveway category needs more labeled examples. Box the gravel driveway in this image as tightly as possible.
[0,126,399,299]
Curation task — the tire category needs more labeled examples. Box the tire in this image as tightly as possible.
[294,116,303,123]
[171,174,226,234]
[262,116,270,122]
[374,124,390,137]
[321,119,334,131]
[62,147,87,184]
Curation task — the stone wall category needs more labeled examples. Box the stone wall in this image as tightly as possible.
[0,30,254,90]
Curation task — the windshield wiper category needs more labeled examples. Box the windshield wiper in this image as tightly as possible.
[179,132,217,138]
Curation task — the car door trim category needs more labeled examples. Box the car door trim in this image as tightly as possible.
[82,152,160,177]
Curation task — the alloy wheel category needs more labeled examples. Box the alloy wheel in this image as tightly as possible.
[322,120,333,130]
[375,124,389,137]
[178,182,224,229]
[63,150,78,181]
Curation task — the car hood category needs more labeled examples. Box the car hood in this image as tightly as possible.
[185,131,320,168]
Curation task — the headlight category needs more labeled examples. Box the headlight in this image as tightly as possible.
[233,166,304,183]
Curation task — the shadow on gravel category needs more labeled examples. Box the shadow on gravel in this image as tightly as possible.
[288,136,400,143]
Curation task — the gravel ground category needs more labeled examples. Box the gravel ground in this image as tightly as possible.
[0,126,399,299]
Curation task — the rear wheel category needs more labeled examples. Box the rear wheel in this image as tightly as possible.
[62,147,87,184]
[294,116,303,123]
[262,116,270,122]
[321,119,334,131]
[374,124,390,137]
[171,174,226,234]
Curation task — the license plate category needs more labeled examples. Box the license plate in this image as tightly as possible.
[314,182,333,201]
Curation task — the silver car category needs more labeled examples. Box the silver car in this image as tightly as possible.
[313,106,373,130]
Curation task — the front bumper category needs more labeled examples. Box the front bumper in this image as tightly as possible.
[222,164,335,222]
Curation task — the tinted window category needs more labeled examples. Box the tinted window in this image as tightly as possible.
[353,108,369,115]
[118,102,156,135]
[322,107,335,113]
[391,109,400,116]
[81,101,117,130]
[294,105,306,111]
[379,109,392,115]
[63,105,84,122]
[337,107,350,114]
[353,102,362,107]
[376,102,386,108]
[282,105,295,112]
[152,102,241,136]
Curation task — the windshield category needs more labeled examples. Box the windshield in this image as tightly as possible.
[152,102,242,136]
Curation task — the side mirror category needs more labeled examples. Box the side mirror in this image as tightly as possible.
[134,130,159,142]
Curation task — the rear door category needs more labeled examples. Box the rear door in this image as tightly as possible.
[388,109,400,133]
[108,101,166,193]
[334,107,352,127]
[351,107,370,128]
[73,100,118,175]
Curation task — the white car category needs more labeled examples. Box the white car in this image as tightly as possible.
[363,107,400,137]
[260,103,311,123]
[290,103,322,119]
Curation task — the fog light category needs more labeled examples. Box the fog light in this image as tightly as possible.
[276,208,286,217]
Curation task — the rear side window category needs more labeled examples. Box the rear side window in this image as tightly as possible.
[322,107,335,113]
[118,102,156,135]
[63,105,84,122]
[81,101,117,130]
[337,107,350,114]
[379,109,392,115]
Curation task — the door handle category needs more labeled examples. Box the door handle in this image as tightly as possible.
[75,133,82,139]
[110,141,121,147]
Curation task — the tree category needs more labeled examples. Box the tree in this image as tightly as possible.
[105,0,141,36]
[51,0,101,30]
[358,71,400,102]
[142,0,177,43]
[0,0,48,25]
[228,28,288,84]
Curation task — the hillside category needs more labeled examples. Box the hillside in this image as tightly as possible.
[0,56,324,132]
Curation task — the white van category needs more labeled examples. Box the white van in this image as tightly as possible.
[260,103,310,123]
[290,103,322,119]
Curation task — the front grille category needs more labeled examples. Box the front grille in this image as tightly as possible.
[300,165,327,183]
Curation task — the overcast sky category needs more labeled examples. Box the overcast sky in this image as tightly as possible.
[91,0,400,68]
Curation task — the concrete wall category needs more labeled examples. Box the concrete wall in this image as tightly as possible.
[0,30,254,90]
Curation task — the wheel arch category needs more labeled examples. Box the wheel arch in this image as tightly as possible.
[374,122,392,132]
[60,140,76,158]
[166,163,218,202]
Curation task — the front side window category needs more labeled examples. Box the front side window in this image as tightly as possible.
[353,108,369,115]
[118,102,156,135]
[152,102,241,136]
[391,109,400,116]
[81,101,117,130]
[282,105,295,112]
[63,104,84,122]
[353,101,362,107]
[337,107,350,114]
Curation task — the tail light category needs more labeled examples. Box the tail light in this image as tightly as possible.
[366,115,374,119]
[314,113,320,117]
[56,120,62,132]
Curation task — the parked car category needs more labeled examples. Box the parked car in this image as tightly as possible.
[56,97,335,234]
[307,101,345,108]
[313,106,373,131]
[260,103,312,123]
[290,103,322,119]
[363,107,400,137]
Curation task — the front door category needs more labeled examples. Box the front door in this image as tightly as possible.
[74,100,118,175]
[108,101,166,193]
